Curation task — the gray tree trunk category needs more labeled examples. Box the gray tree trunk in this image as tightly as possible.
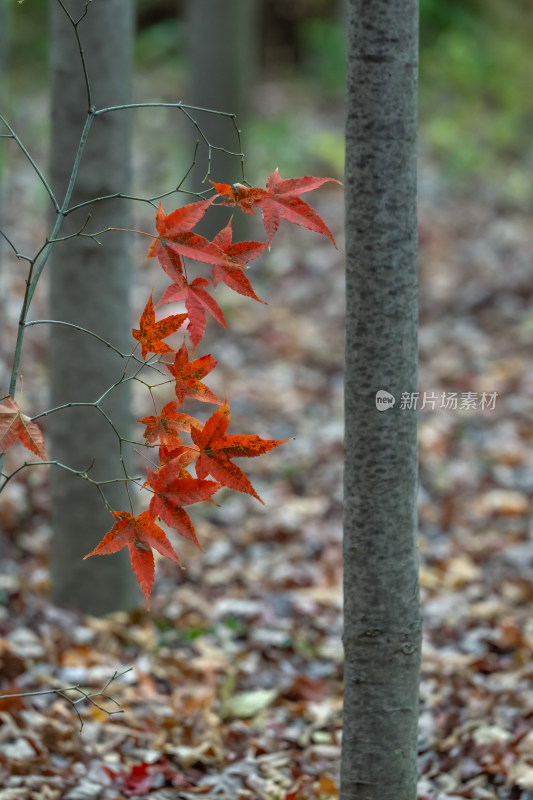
[48,0,139,613]
[185,0,258,239]
[0,0,8,285]
[341,1,421,799]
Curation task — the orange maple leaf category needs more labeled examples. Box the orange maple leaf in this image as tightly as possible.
[84,509,183,609]
[138,401,202,446]
[158,261,226,351]
[144,462,220,548]
[132,293,187,359]
[210,180,267,213]
[147,199,221,267]
[209,220,268,303]
[158,444,191,467]
[0,397,47,460]
[167,342,220,406]
[211,170,341,244]
[190,400,291,503]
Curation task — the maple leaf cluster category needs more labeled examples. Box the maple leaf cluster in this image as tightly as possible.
[1,170,339,608]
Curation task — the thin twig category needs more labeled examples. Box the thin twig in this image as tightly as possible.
[24,320,145,363]
[95,101,237,118]
[55,0,93,109]
[65,139,203,215]
[0,114,59,211]
[0,458,142,492]
[0,668,132,734]
[0,229,33,263]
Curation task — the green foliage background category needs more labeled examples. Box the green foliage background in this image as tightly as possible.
[419,0,533,201]
[3,0,533,202]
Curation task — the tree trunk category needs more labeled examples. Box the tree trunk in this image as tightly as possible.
[48,0,139,614]
[341,1,421,798]
[184,0,258,239]
[0,0,8,284]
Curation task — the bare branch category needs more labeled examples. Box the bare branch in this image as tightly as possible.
[55,0,93,109]
[0,114,59,211]
[0,668,132,734]
[0,229,33,263]
[24,319,145,363]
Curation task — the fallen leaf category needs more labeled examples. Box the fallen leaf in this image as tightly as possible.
[220,688,278,720]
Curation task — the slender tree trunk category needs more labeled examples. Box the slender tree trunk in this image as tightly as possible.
[48,0,139,614]
[0,0,8,285]
[185,0,258,239]
[341,1,421,798]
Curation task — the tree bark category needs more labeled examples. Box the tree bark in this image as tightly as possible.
[0,0,8,284]
[341,1,421,798]
[48,0,139,614]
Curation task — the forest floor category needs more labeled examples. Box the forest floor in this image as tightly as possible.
[1,85,533,799]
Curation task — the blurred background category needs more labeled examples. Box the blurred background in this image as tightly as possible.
[0,0,532,795]
[3,0,533,198]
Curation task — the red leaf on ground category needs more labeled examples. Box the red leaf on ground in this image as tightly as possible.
[84,510,182,609]
[190,400,291,503]
[138,401,203,446]
[103,761,157,797]
[167,342,220,406]
[0,397,47,460]
[132,293,187,359]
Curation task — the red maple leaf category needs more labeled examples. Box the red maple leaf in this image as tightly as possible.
[138,401,202,446]
[158,444,188,466]
[84,510,182,608]
[210,180,268,213]
[144,462,219,548]
[208,220,268,303]
[0,397,47,460]
[132,293,187,359]
[147,199,221,267]
[190,400,291,503]
[157,250,226,350]
[103,761,155,797]
[211,170,341,243]
[167,342,220,406]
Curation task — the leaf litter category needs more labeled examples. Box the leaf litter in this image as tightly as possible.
[1,129,533,798]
